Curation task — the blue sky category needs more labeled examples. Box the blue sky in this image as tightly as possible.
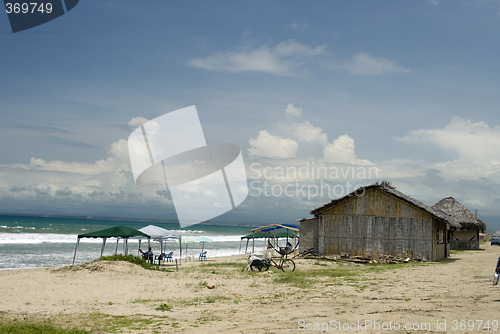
[1,1,500,230]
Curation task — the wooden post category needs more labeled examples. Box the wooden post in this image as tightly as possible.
[175,259,178,272]
[293,232,297,257]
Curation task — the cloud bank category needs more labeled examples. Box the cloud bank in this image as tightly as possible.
[188,40,326,76]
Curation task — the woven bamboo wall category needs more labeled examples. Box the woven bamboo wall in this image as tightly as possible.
[314,188,448,261]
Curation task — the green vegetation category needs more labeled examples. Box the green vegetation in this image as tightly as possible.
[81,312,168,332]
[0,319,89,334]
[272,267,359,287]
[155,303,172,312]
[96,254,169,271]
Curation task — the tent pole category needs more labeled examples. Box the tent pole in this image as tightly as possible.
[245,238,249,253]
[114,238,119,255]
[72,237,80,265]
[125,238,129,255]
[138,240,141,255]
[285,229,289,259]
[100,237,107,257]
[179,237,182,265]
[252,231,255,253]
[274,226,277,248]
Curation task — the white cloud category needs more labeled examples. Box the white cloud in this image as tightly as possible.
[128,117,149,128]
[188,40,326,76]
[248,130,298,158]
[425,0,439,6]
[333,53,410,76]
[0,139,133,197]
[286,21,309,32]
[34,183,51,195]
[323,135,373,165]
[285,103,302,118]
[399,117,500,163]
[22,139,130,176]
[290,120,328,145]
[0,116,179,217]
[392,117,500,181]
[282,104,327,144]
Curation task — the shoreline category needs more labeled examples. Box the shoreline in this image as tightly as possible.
[1,246,499,333]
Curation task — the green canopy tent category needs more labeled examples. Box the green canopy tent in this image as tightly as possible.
[72,226,150,264]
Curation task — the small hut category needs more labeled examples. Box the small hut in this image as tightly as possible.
[432,197,486,250]
[302,182,458,261]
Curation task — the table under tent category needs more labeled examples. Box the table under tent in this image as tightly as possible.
[241,223,299,255]
[72,226,150,264]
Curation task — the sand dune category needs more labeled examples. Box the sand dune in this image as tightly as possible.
[1,245,499,333]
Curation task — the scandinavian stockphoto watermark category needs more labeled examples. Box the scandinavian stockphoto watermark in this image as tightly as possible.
[249,162,380,201]
[127,106,248,228]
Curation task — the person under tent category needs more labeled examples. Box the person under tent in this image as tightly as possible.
[139,247,154,264]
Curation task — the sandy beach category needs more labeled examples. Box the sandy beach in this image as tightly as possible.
[1,245,499,333]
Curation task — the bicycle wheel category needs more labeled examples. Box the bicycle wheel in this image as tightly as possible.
[281,259,295,272]
[262,260,270,271]
[250,259,266,272]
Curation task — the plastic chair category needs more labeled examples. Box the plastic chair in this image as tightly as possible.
[154,253,166,266]
[165,251,173,262]
[199,251,207,261]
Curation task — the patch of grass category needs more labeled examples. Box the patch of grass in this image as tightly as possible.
[197,280,208,288]
[155,303,172,312]
[272,268,358,287]
[0,319,89,334]
[203,295,231,304]
[313,260,329,266]
[199,261,245,269]
[157,295,232,308]
[131,298,163,304]
[97,254,166,271]
[82,312,167,332]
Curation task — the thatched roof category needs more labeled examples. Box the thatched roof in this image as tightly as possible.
[432,197,486,231]
[310,181,460,228]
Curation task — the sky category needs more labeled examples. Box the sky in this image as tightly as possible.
[1,0,500,230]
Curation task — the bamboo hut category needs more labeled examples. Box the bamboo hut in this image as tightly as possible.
[301,182,458,261]
[432,197,486,250]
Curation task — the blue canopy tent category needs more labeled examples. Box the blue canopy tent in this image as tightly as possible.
[249,223,299,255]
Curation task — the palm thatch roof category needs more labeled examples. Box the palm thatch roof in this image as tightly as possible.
[432,197,486,231]
[310,181,460,228]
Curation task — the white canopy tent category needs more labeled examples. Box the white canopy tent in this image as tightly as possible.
[133,225,183,264]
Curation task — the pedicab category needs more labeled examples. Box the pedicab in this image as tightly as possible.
[245,223,299,272]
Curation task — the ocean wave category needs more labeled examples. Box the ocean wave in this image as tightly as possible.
[0,233,94,244]
[0,233,246,245]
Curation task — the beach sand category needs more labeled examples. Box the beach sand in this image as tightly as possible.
[1,245,499,333]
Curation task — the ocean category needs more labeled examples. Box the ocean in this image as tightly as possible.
[0,215,268,270]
